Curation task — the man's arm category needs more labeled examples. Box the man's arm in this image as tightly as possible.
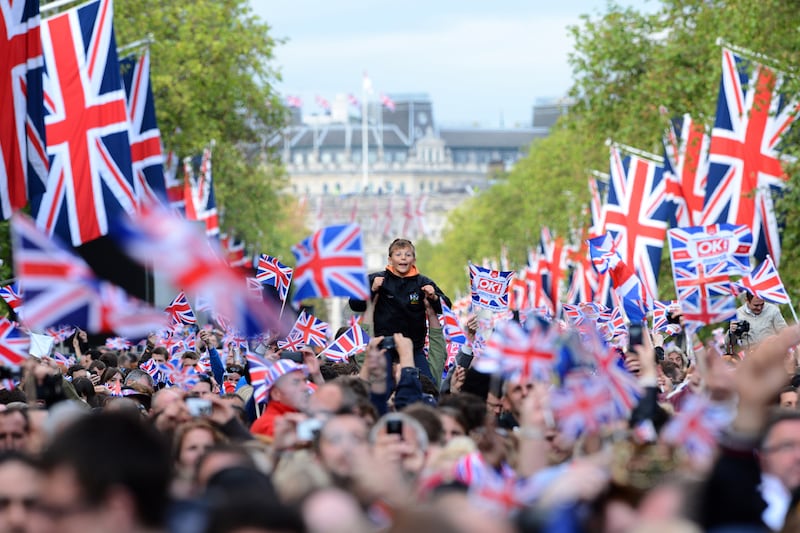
[424,299,446,386]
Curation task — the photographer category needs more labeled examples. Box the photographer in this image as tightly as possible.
[730,293,788,346]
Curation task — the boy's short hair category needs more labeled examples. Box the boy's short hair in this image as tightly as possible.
[388,238,415,256]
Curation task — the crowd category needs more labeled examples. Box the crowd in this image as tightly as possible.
[0,238,799,533]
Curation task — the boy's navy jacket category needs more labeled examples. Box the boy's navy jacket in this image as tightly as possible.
[349,268,450,353]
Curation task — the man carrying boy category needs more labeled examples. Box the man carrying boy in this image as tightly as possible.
[349,238,450,381]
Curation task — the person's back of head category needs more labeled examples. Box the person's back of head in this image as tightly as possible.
[99,351,119,369]
[124,368,155,392]
[39,411,171,531]
[403,403,444,446]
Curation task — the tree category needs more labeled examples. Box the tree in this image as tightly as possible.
[429,0,800,306]
[113,0,306,257]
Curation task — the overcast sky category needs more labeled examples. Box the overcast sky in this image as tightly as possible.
[249,0,657,128]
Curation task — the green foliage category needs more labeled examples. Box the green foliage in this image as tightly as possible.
[113,0,305,254]
[431,0,800,305]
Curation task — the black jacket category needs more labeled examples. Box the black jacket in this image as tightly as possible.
[349,269,450,352]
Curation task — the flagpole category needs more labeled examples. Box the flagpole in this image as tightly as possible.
[714,37,790,72]
[117,34,155,55]
[361,72,372,193]
[606,139,663,163]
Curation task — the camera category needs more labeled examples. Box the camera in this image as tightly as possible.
[296,418,323,442]
[628,323,644,348]
[379,337,398,362]
[185,396,213,418]
[0,367,22,381]
[386,418,403,437]
[732,320,750,337]
[666,311,681,325]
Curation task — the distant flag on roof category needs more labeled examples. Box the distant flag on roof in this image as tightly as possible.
[380,93,395,112]
[285,95,303,108]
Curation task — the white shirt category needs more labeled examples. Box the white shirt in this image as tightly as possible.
[735,302,787,345]
[761,473,791,530]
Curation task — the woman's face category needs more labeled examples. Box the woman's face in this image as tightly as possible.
[440,413,466,444]
[106,372,122,386]
[178,428,216,470]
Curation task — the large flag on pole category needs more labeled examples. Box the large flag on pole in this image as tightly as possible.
[702,47,799,265]
[601,145,672,302]
[1,0,48,219]
[120,50,166,208]
[587,233,649,323]
[256,254,293,302]
[35,0,137,246]
[734,255,790,305]
[183,145,219,239]
[662,113,709,227]
[291,224,369,303]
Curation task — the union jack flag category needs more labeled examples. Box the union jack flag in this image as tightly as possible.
[550,371,616,442]
[45,324,74,342]
[115,207,284,337]
[285,95,302,108]
[140,358,161,382]
[588,171,609,237]
[667,224,751,275]
[660,394,727,462]
[220,233,249,269]
[476,320,557,382]
[587,233,649,323]
[439,300,468,345]
[346,93,359,109]
[157,361,199,390]
[315,94,331,112]
[165,291,196,326]
[381,197,393,239]
[11,213,167,337]
[0,318,29,367]
[455,453,529,514]
[256,254,293,302]
[163,150,184,213]
[591,337,641,417]
[183,146,219,238]
[380,92,395,112]
[735,255,790,305]
[562,302,608,326]
[602,146,672,302]
[291,224,369,303]
[104,336,130,351]
[469,263,514,311]
[120,51,165,209]
[319,325,369,362]
[540,227,567,314]
[246,351,271,404]
[662,113,709,227]
[672,261,737,331]
[565,239,598,305]
[702,48,799,265]
[286,311,329,348]
[1,0,48,220]
[276,333,305,351]
[34,0,137,246]
[652,300,682,336]
[0,283,23,311]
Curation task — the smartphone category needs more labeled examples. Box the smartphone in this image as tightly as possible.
[280,351,304,364]
[456,352,474,369]
[629,324,644,348]
[386,418,403,438]
[186,397,213,418]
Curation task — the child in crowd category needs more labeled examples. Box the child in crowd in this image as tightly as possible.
[349,238,450,380]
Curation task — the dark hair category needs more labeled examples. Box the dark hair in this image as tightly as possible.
[759,409,800,450]
[66,364,87,378]
[87,360,106,375]
[85,349,103,362]
[151,347,169,358]
[0,388,27,405]
[0,406,29,433]
[72,377,96,401]
[437,393,487,433]
[100,367,123,385]
[99,351,119,369]
[403,403,444,446]
[40,412,171,528]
